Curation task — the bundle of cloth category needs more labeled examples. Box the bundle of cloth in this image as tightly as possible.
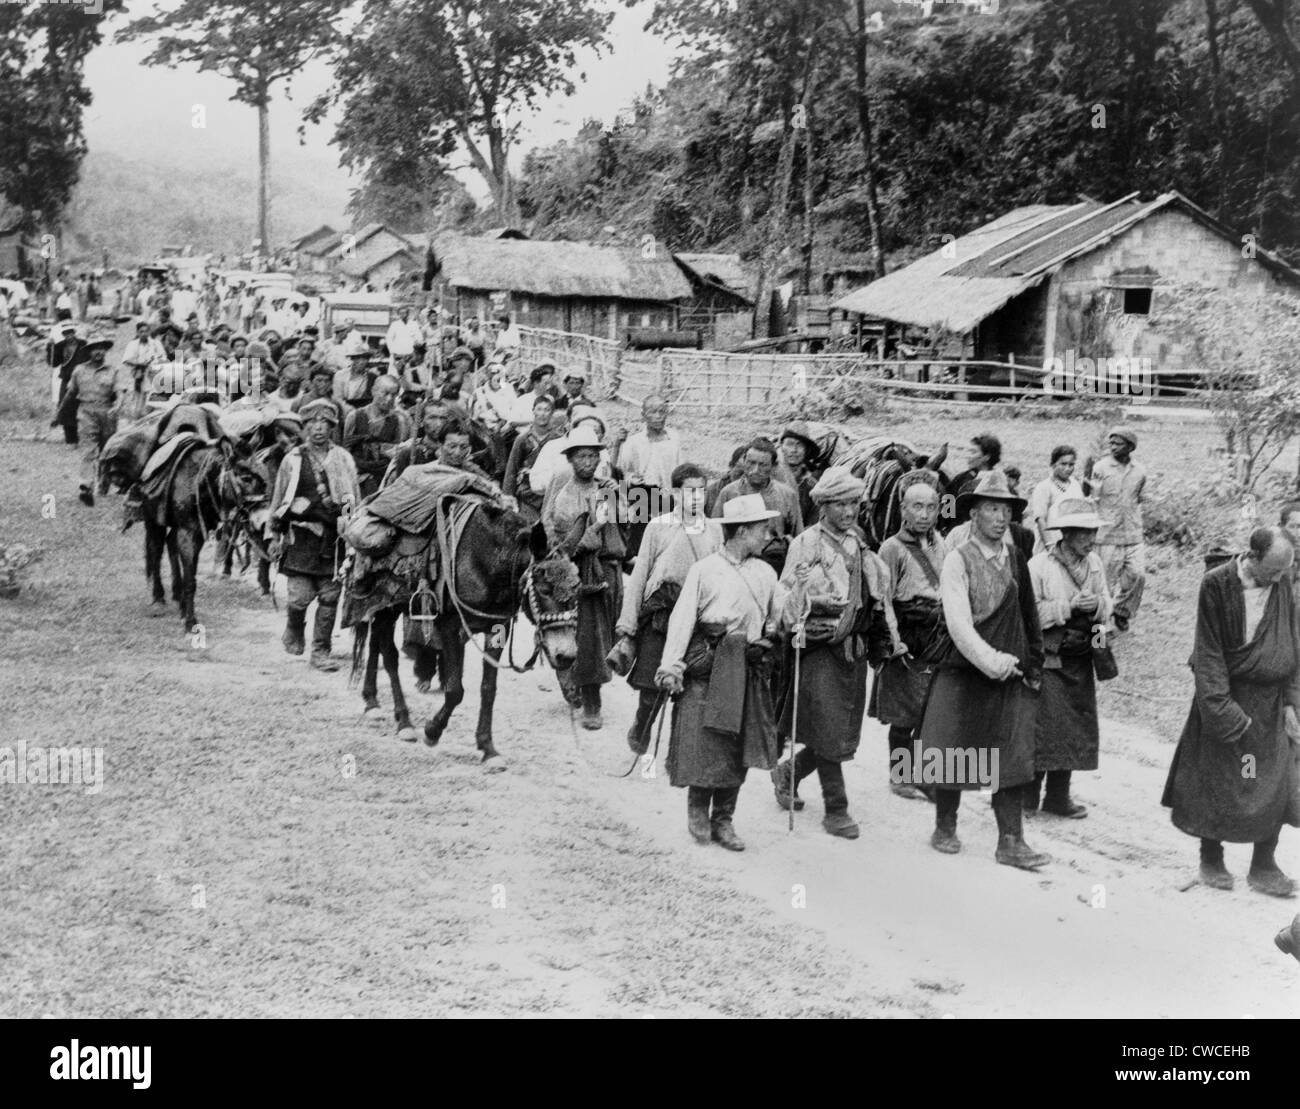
[101,402,227,492]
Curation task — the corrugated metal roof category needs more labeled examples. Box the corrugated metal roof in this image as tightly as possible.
[833,192,1300,332]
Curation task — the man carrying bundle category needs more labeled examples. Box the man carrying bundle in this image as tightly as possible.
[655,495,782,851]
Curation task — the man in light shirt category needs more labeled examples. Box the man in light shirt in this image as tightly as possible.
[1028,444,1085,553]
[616,393,682,561]
[385,306,422,369]
[1088,426,1146,632]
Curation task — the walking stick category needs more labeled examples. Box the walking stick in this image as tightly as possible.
[789,598,810,833]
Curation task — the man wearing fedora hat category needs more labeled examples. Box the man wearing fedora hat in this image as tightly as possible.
[1088,426,1146,632]
[269,397,360,672]
[53,333,125,507]
[656,493,782,850]
[543,422,627,729]
[915,469,1050,869]
[1162,525,1300,897]
[772,468,891,838]
[1027,499,1114,817]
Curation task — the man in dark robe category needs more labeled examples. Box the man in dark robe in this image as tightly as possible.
[1162,526,1300,897]
[656,494,782,851]
[916,470,1048,870]
[771,468,891,839]
[873,475,948,800]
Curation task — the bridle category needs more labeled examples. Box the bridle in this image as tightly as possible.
[440,511,577,674]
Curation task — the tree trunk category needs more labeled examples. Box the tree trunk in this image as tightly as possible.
[853,0,886,279]
[258,96,271,260]
[799,88,816,298]
[1243,0,1300,105]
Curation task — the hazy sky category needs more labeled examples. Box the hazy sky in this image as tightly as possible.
[82,2,679,203]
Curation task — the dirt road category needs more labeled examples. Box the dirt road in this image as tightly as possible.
[2,437,1297,1017]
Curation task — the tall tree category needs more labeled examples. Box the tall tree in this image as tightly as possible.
[119,0,345,258]
[312,0,615,226]
[0,2,121,277]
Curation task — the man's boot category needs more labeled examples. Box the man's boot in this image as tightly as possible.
[310,603,341,672]
[818,758,859,839]
[931,788,962,854]
[1023,772,1043,814]
[1199,838,1234,891]
[1040,769,1087,818]
[687,787,711,845]
[993,786,1051,870]
[1275,915,1300,963]
[580,685,602,731]
[710,787,745,851]
[282,607,307,656]
[1248,832,1296,898]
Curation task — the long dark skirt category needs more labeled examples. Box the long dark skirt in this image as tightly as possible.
[666,679,746,789]
[571,558,621,687]
[778,646,869,762]
[1163,681,1300,843]
[916,667,1038,791]
[1034,653,1099,772]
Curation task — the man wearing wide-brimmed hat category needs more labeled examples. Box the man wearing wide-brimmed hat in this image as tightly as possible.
[269,397,360,671]
[1088,425,1146,632]
[771,468,891,839]
[47,320,85,446]
[52,331,124,507]
[656,493,782,851]
[915,469,1050,870]
[543,423,627,729]
[1027,499,1114,818]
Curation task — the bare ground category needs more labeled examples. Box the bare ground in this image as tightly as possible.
[2,434,1298,1018]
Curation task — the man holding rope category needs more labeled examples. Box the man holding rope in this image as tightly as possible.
[608,463,722,756]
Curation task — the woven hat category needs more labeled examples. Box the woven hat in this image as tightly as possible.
[1108,425,1138,450]
[719,493,780,525]
[299,398,340,426]
[955,469,1027,515]
[1047,498,1104,531]
[83,331,114,352]
[561,423,605,456]
[271,412,303,434]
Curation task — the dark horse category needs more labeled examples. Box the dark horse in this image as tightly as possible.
[839,435,951,550]
[347,496,579,770]
[142,438,270,631]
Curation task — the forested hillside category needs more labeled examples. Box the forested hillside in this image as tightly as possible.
[517,0,1300,276]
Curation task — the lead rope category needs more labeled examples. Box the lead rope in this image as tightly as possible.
[609,690,668,779]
